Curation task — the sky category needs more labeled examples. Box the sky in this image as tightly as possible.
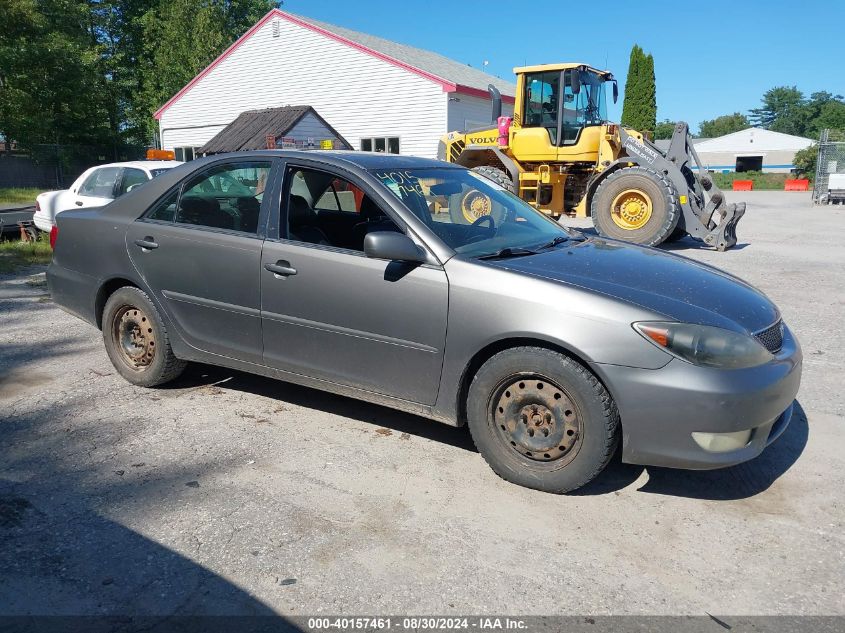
[280,0,844,134]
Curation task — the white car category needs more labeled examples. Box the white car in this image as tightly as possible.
[34,160,181,232]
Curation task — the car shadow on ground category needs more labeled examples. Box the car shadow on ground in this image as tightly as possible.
[166,365,807,501]
[163,364,477,452]
[575,401,809,500]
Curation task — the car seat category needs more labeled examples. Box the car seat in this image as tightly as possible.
[288,195,330,245]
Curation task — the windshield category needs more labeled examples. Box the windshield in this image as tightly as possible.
[371,167,577,258]
[562,70,607,144]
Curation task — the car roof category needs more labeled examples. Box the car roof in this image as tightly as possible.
[189,150,462,171]
[89,160,183,171]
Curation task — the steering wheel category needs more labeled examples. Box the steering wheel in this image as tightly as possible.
[465,214,497,244]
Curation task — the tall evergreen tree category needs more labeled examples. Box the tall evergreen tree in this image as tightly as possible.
[620,45,657,135]
[620,45,643,130]
[641,52,657,134]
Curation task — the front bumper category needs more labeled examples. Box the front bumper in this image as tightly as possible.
[594,326,802,470]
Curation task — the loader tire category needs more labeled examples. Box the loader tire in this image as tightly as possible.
[471,165,516,193]
[450,165,515,225]
[591,167,680,247]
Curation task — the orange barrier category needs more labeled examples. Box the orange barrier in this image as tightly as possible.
[733,180,753,191]
[784,179,809,191]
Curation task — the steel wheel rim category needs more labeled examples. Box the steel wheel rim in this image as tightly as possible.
[461,190,492,223]
[490,375,583,464]
[111,305,156,371]
[611,188,653,230]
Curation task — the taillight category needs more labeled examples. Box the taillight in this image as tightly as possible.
[35,199,41,212]
[49,225,58,249]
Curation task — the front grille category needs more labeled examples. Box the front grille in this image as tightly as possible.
[754,319,784,354]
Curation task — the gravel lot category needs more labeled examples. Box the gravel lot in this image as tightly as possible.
[1,191,843,617]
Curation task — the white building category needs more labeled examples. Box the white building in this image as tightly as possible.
[155,9,515,160]
[692,128,814,173]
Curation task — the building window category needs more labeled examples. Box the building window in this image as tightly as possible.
[174,147,200,161]
[360,137,400,154]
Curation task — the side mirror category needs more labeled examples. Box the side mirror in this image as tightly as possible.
[364,232,426,264]
[612,80,619,104]
[570,70,581,95]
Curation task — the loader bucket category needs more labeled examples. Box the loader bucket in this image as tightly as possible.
[703,201,746,251]
[661,122,746,250]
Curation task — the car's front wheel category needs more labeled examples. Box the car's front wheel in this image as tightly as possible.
[466,347,619,493]
[102,286,187,387]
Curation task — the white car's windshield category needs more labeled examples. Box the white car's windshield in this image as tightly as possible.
[371,167,579,257]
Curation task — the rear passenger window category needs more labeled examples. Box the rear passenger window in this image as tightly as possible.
[79,167,120,198]
[147,190,179,222]
[175,161,271,234]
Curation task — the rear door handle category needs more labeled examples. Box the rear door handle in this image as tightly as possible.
[134,237,158,250]
[264,261,297,277]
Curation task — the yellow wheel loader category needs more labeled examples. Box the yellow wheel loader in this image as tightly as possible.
[439,63,744,250]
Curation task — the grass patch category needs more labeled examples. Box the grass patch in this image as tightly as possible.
[710,171,799,191]
[0,235,52,274]
[0,187,42,206]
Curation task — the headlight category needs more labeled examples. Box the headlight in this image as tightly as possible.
[633,322,773,369]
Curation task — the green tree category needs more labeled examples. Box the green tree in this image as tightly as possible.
[0,0,112,149]
[749,86,805,133]
[133,0,276,142]
[792,144,817,178]
[654,119,676,140]
[620,45,656,135]
[641,52,656,134]
[698,112,748,138]
[620,45,643,130]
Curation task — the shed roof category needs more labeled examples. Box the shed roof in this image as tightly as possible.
[199,105,351,154]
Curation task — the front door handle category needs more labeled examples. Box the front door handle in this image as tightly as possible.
[134,237,158,250]
[264,261,297,277]
[75,201,84,206]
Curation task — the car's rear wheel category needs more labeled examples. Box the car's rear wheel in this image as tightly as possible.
[102,286,186,387]
[466,347,619,493]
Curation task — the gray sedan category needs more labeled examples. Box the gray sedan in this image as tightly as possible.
[47,151,802,493]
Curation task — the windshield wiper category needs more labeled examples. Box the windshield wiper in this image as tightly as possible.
[476,247,539,260]
[536,233,584,250]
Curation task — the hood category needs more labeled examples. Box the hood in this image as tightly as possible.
[487,237,779,334]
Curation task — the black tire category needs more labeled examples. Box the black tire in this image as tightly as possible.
[664,225,687,243]
[591,166,680,246]
[466,347,619,494]
[102,286,187,387]
[471,165,516,193]
[449,165,515,225]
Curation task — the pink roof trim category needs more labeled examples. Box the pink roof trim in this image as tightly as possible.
[455,84,516,104]
[154,8,493,120]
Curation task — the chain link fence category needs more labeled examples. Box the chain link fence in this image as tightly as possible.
[812,129,845,204]
[0,143,145,190]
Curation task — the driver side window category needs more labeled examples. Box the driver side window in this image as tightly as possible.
[284,167,400,252]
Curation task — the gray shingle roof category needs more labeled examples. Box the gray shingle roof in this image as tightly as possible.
[290,12,516,97]
[199,106,351,154]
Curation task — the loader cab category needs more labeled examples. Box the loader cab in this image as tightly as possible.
[512,64,612,161]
